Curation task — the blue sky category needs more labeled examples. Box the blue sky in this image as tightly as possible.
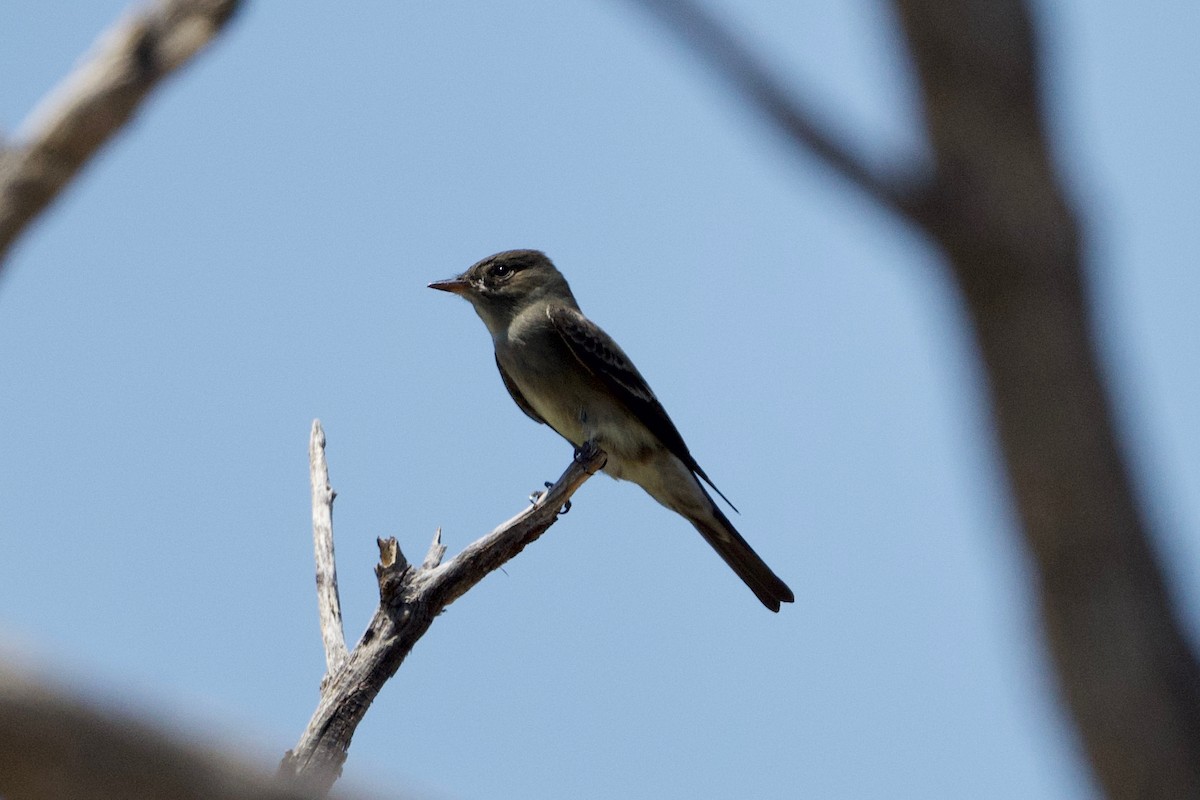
[2,2,1197,798]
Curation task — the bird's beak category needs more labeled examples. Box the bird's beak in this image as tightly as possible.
[428,277,470,295]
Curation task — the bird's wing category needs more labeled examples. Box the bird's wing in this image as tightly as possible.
[495,353,547,425]
[546,304,737,512]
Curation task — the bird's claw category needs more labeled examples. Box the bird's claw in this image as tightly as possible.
[528,480,553,506]
[574,440,600,463]
[530,480,571,515]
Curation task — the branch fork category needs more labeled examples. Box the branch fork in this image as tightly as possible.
[281,420,606,794]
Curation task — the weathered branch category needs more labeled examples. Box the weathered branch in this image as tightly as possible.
[624,1,1200,796]
[0,662,329,800]
[310,421,348,679]
[625,0,926,217]
[0,0,241,269]
[281,430,607,795]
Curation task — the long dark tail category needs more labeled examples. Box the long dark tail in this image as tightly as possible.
[690,500,794,612]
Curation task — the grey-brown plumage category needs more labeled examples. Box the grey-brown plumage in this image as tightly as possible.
[429,249,794,611]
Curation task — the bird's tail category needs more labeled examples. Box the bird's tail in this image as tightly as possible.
[690,501,794,612]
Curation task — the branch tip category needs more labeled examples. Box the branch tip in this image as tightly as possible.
[376,537,402,570]
[422,528,447,570]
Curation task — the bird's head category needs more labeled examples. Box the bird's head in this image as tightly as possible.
[429,249,577,334]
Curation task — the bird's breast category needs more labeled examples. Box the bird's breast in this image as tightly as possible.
[495,334,658,475]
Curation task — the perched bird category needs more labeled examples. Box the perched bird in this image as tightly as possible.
[429,250,794,611]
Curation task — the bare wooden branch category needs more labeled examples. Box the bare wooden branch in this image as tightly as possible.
[310,420,348,679]
[625,0,925,217]
[0,662,330,800]
[281,439,608,795]
[0,0,241,268]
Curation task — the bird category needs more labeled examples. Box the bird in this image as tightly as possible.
[429,249,794,611]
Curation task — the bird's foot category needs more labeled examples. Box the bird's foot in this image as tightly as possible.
[574,439,601,463]
[529,481,571,515]
[528,481,554,506]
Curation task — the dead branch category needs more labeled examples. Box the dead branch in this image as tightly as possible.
[280,423,607,795]
[310,420,348,679]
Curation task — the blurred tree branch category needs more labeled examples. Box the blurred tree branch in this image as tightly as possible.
[0,662,328,800]
[624,0,926,217]
[0,0,241,270]
[279,422,607,795]
[627,0,1200,796]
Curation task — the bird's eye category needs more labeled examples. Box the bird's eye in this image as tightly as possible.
[488,263,514,279]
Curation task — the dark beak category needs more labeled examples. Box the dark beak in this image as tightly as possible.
[428,277,470,295]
